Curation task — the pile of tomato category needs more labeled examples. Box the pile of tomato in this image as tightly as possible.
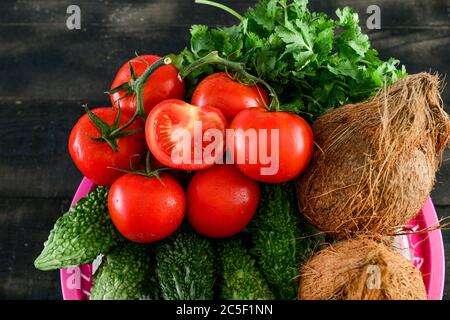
[68,54,314,243]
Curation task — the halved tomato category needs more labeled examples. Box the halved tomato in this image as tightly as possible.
[145,99,227,170]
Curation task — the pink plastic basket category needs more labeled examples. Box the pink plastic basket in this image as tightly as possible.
[60,177,445,300]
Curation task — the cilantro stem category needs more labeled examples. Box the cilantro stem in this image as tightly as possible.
[195,0,243,21]
[180,51,280,112]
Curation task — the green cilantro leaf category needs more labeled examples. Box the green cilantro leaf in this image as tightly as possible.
[174,0,406,120]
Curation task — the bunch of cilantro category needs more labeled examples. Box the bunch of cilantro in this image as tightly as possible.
[175,0,406,120]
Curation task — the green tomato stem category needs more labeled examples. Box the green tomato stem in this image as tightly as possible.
[180,51,280,112]
[135,57,173,119]
[110,57,173,136]
[109,112,138,137]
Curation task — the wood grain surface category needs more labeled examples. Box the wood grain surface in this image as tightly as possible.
[0,0,448,300]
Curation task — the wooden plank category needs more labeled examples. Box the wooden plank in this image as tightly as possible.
[0,101,84,199]
[369,29,450,104]
[433,149,450,206]
[0,26,449,103]
[0,0,256,27]
[0,198,68,299]
[310,0,450,27]
[0,0,447,27]
[0,25,191,103]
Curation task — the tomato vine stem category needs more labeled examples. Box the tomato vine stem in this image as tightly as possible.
[110,57,173,136]
[135,57,173,118]
[180,51,280,112]
[109,151,168,185]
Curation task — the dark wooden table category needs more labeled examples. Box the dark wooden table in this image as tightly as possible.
[0,0,449,300]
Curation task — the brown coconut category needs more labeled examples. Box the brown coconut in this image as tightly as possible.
[298,236,427,300]
[296,73,450,237]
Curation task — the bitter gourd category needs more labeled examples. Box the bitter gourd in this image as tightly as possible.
[251,182,319,300]
[155,227,215,300]
[34,187,122,270]
[90,242,159,300]
[219,237,274,300]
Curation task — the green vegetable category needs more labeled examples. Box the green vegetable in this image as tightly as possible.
[34,187,122,271]
[175,0,405,120]
[219,238,274,300]
[90,242,159,300]
[155,227,215,300]
[251,183,320,300]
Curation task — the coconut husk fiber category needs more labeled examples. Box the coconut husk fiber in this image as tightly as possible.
[296,73,450,238]
[298,236,427,300]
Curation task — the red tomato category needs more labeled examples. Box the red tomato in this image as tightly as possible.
[187,165,260,238]
[110,55,186,115]
[229,108,313,183]
[191,72,270,122]
[68,108,146,186]
[145,99,227,171]
[108,173,185,243]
